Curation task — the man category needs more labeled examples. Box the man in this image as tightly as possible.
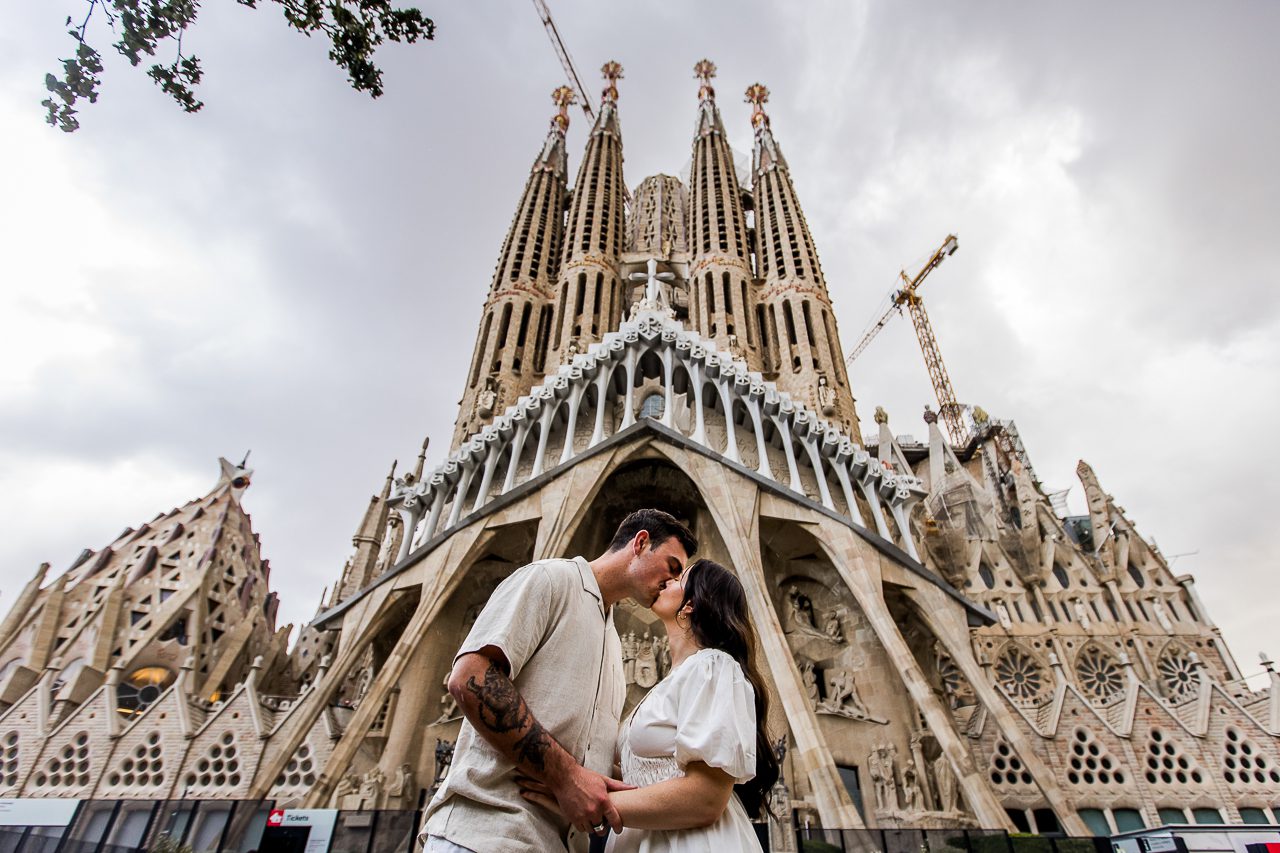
[422,508,698,853]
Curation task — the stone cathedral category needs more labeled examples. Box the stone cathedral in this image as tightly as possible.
[2,61,1278,843]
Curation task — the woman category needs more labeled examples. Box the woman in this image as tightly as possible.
[523,558,779,851]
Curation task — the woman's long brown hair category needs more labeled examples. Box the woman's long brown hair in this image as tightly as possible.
[678,558,780,818]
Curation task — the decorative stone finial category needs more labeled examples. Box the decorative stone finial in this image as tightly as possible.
[922,405,938,425]
[1260,651,1275,673]
[972,406,990,426]
[874,405,889,425]
[744,82,770,128]
[551,85,575,131]
[601,61,624,103]
[694,59,716,100]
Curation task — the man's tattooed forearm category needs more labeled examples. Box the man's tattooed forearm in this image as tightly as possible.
[465,661,531,733]
[463,660,556,773]
[514,720,553,772]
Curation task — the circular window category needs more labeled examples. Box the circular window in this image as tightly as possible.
[117,666,175,717]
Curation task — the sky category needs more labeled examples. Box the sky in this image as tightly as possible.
[2,2,1276,686]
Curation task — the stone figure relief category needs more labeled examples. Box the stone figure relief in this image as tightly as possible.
[785,585,817,632]
[1151,598,1174,632]
[902,764,923,812]
[621,631,637,683]
[819,667,870,719]
[932,753,958,813]
[822,606,846,643]
[634,630,659,688]
[359,766,384,806]
[868,743,900,813]
[656,634,671,675]
[995,601,1013,630]
[1073,598,1092,630]
[433,738,455,790]
[799,660,820,706]
[816,374,836,416]
[335,771,360,809]
[435,675,461,724]
[476,376,499,418]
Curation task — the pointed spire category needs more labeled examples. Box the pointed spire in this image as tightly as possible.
[547,61,628,368]
[745,83,787,172]
[692,59,725,137]
[381,460,397,501]
[412,435,430,483]
[451,88,573,448]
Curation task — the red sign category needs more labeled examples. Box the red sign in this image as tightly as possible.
[267,810,285,827]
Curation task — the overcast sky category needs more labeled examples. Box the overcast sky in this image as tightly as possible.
[2,2,1276,685]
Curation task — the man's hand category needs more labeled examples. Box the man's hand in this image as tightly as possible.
[520,768,633,835]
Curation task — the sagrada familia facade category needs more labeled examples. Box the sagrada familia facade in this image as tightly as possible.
[2,61,1278,844]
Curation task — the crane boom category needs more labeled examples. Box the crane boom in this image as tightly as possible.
[531,0,595,122]
[846,234,969,445]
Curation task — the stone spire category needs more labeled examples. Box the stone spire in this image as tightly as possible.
[451,88,574,448]
[336,461,398,601]
[687,60,759,369]
[548,62,628,368]
[746,83,859,433]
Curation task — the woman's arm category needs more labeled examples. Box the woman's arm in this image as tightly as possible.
[608,761,735,830]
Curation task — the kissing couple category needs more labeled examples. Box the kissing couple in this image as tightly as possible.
[420,508,779,852]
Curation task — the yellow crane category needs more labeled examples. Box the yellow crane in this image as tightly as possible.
[846,234,969,445]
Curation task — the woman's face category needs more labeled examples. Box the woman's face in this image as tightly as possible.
[652,564,693,621]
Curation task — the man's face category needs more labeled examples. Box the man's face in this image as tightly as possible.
[628,532,689,607]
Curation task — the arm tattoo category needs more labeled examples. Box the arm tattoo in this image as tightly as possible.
[465,659,556,773]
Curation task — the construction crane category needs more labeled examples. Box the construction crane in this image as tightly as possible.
[847,234,969,445]
[531,0,595,123]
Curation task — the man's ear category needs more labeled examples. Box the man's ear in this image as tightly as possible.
[633,529,650,555]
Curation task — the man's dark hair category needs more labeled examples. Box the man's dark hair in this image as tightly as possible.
[607,508,697,557]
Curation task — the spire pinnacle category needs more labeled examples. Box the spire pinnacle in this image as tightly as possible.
[550,85,575,132]
[744,83,771,129]
[694,59,717,101]
[600,61,623,103]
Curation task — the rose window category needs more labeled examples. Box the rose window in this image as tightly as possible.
[995,647,1046,702]
[1076,647,1124,702]
[1156,650,1197,701]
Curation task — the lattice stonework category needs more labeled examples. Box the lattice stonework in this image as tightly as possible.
[1157,648,1197,701]
[183,731,243,793]
[1144,728,1205,786]
[106,732,165,790]
[1067,728,1125,786]
[30,731,91,792]
[989,738,1034,787]
[2,731,18,788]
[270,741,319,800]
[1223,726,1280,786]
[1076,647,1124,703]
[995,646,1046,703]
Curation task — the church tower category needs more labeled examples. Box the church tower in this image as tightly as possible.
[451,88,573,448]
[686,60,761,370]
[746,84,860,434]
[548,62,628,369]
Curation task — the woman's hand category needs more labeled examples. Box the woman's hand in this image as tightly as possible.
[516,775,563,818]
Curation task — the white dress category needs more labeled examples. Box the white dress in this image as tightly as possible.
[606,648,762,853]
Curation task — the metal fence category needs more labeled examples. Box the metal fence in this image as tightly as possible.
[0,801,422,853]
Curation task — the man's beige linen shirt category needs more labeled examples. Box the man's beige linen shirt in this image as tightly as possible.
[424,556,625,853]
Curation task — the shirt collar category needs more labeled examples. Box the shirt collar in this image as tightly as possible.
[573,556,609,619]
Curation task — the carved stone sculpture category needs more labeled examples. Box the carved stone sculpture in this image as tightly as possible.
[435,676,460,724]
[817,375,836,416]
[622,631,638,683]
[476,377,498,418]
[634,630,659,688]
[932,754,958,813]
[799,659,820,706]
[819,667,870,719]
[433,738,455,789]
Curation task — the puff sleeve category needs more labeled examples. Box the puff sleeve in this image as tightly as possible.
[672,650,757,783]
